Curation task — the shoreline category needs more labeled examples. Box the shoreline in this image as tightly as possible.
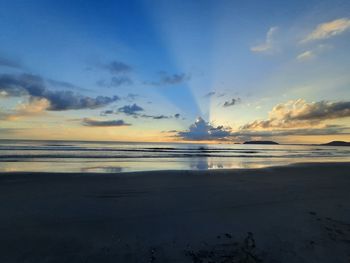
[1,162,350,262]
[0,161,349,176]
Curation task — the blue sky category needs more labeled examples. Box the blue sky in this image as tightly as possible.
[0,0,350,143]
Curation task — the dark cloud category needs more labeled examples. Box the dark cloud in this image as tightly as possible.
[103,61,132,75]
[150,115,169,119]
[223,98,241,107]
[204,91,216,97]
[46,92,119,111]
[146,72,190,86]
[100,110,114,116]
[140,113,181,120]
[101,104,179,120]
[177,117,231,141]
[288,101,350,120]
[242,99,350,129]
[118,103,144,115]
[0,73,120,111]
[82,118,131,127]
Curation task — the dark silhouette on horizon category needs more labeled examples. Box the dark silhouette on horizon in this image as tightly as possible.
[321,141,350,146]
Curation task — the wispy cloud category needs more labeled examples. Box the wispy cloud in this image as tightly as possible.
[296,44,332,61]
[301,18,350,43]
[204,91,216,98]
[141,114,170,120]
[139,113,181,120]
[0,55,22,69]
[97,76,133,88]
[102,60,132,75]
[47,79,89,92]
[251,26,279,53]
[296,50,315,61]
[146,72,190,86]
[223,98,241,107]
[124,93,139,102]
[82,118,131,127]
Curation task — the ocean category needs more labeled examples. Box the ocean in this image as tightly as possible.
[0,139,349,173]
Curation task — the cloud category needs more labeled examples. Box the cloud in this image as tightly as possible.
[97,76,133,88]
[0,56,22,69]
[0,97,50,121]
[177,117,231,140]
[0,73,120,111]
[296,50,315,61]
[47,79,89,91]
[150,115,169,119]
[296,44,332,61]
[204,91,216,98]
[118,103,144,115]
[102,104,180,120]
[111,76,133,87]
[13,98,49,118]
[223,98,241,107]
[301,18,350,43]
[146,72,190,86]
[100,109,114,116]
[231,125,349,142]
[125,93,139,101]
[242,99,350,130]
[173,107,350,142]
[82,118,131,127]
[204,91,226,98]
[139,114,168,119]
[103,60,132,75]
[162,130,178,133]
[161,73,190,85]
[251,26,279,53]
[140,113,182,120]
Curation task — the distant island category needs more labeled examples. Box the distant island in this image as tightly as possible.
[321,141,350,147]
[243,140,279,145]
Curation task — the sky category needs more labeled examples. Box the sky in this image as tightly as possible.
[0,0,350,143]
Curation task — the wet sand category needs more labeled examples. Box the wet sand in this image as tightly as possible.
[0,162,350,262]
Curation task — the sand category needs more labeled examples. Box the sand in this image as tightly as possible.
[0,162,350,262]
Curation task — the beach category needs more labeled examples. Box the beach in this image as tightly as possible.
[1,162,350,262]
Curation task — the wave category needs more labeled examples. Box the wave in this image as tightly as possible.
[0,153,339,160]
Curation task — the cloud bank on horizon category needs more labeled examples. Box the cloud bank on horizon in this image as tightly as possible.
[173,99,350,141]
